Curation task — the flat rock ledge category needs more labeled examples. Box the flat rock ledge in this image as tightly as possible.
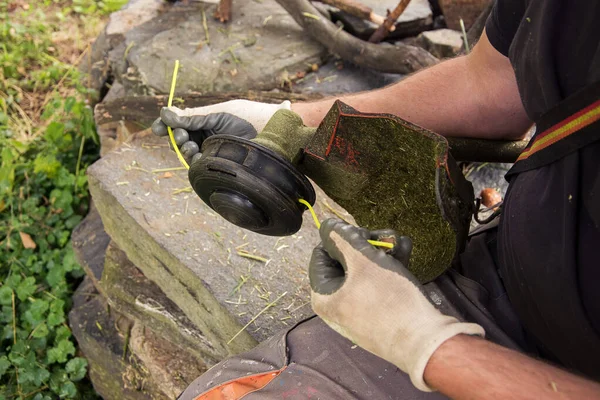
[87,0,327,96]
[88,133,337,355]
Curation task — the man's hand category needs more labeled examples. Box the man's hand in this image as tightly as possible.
[309,219,484,391]
[151,100,291,162]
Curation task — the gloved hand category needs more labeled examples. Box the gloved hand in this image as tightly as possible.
[309,219,485,392]
[151,99,291,163]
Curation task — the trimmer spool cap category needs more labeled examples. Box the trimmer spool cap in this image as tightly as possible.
[188,135,315,236]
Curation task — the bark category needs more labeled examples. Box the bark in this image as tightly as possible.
[275,0,438,74]
[368,0,411,43]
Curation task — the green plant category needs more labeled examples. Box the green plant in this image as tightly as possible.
[0,96,98,399]
[0,1,103,398]
[61,0,129,15]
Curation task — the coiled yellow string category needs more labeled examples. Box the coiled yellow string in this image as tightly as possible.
[165,61,391,249]
[298,199,394,249]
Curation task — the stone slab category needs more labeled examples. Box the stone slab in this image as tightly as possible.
[105,0,165,39]
[70,278,206,400]
[72,201,220,366]
[102,241,221,366]
[69,278,167,400]
[88,134,346,357]
[71,203,110,294]
[109,0,326,95]
[293,58,404,95]
[127,322,206,399]
[419,29,463,58]
[332,0,433,40]
[363,0,433,23]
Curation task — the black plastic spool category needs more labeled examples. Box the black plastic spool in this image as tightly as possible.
[188,135,316,236]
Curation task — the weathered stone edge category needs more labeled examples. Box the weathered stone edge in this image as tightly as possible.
[102,241,221,366]
[88,172,257,359]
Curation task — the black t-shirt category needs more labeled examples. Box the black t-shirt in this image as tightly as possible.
[486,0,600,119]
[485,0,600,378]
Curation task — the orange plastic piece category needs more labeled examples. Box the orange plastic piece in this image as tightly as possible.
[194,367,286,400]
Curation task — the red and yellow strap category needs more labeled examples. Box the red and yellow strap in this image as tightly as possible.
[517,99,600,162]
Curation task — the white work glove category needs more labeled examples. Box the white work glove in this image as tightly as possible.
[151,99,291,163]
[309,219,485,392]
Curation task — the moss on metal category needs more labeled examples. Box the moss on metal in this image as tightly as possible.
[310,116,458,283]
[302,103,472,282]
[243,104,473,282]
[252,110,316,163]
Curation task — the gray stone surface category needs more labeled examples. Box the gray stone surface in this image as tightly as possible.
[73,199,220,366]
[465,162,511,198]
[105,0,165,39]
[80,0,165,95]
[332,0,433,40]
[102,241,221,366]
[70,278,205,400]
[72,203,110,293]
[70,278,169,400]
[127,322,206,399]
[88,134,347,358]
[109,0,326,95]
[419,29,463,58]
[293,58,404,95]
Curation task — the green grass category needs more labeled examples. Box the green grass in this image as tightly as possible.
[0,1,125,398]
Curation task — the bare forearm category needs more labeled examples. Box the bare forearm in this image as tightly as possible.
[292,31,532,140]
[424,335,600,399]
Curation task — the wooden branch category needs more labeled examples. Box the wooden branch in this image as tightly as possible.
[368,0,411,43]
[311,0,392,30]
[275,0,438,74]
[214,0,232,23]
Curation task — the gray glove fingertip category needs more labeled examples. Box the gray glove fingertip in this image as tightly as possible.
[180,141,200,159]
[151,117,169,136]
[173,128,190,146]
[191,153,203,165]
[393,236,413,267]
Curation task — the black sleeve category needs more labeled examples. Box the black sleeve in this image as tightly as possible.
[485,0,526,56]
